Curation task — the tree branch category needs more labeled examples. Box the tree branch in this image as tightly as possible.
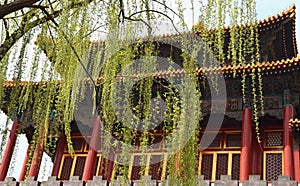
[3,19,10,39]
[40,7,97,87]
[0,0,95,62]
[127,9,179,33]
[117,0,180,34]
[0,0,41,19]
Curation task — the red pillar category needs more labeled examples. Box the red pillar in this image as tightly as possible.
[82,117,101,182]
[283,105,294,179]
[240,108,252,181]
[0,120,20,181]
[19,145,30,181]
[51,134,66,177]
[293,148,300,183]
[106,148,115,181]
[28,137,44,179]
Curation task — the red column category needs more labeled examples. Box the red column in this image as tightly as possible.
[0,120,20,181]
[106,148,115,181]
[19,145,30,181]
[28,137,44,178]
[51,134,66,177]
[293,148,300,183]
[283,105,294,179]
[240,108,252,181]
[82,117,101,182]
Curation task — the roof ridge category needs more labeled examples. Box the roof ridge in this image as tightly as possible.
[4,55,300,88]
[258,4,296,25]
[192,5,297,36]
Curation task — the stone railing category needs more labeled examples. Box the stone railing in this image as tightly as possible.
[0,175,298,186]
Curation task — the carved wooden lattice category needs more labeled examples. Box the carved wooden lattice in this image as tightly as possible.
[149,155,163,180]
[98,157,109,177]
[73,156,86,176]
[231,154,240,180]
[216,154,228,180]
[266,153,282,181]
[131,155,146,180]
[266,132,283,147]
[201,154,213,180]
[93,156,100,175]
[148,137,162,149]
[226,134,241,147]
[60,157,73,180]
[209,134,221,148]
[72,138,84,151]
[113,163,126,179]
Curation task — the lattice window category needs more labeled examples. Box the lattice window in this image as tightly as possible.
[98,157,108,177]
[201,154,213,180]
[72,138,84,151]
[148,137,161,149]
[131,155,146,180]
[149,155,163,180]
[231,154,240,180]
[60,156,73,180]
[200,152,240,181]
[93,156,100,175]
[209,134,221,148]
[266,132,283,147]
[265,153,282,181]
[113,163,126,179]
[99,155,116,178]
[73,156,86,176]
[216,154,228,180]
[226,134,241,147]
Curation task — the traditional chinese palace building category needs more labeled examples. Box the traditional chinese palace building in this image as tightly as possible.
[0,5,300,185]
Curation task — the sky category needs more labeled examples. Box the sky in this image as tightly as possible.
[0,0,299,181]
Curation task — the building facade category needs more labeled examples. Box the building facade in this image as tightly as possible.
[0,5,299,185]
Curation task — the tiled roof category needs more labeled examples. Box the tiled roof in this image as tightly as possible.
[257,4,296,28]
[194,4,296,33]
[117,54,300,78]
[3,54,300,88]
[5,5,299,87]
[2,80,61,88]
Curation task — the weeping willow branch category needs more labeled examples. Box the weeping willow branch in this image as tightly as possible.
[0,0,96,63]
[40,7,97,88]
[0,10,57,62]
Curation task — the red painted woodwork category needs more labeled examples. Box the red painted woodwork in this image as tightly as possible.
[283,105,294,179]
[82,117,101,181]
[240,108,252,181]
[19,145,30,181]
[28,136,44,178]
[251,132,262,176]
[0,120,20,181]
[174,152,180,176]
[51,134,66,177]
[105,148,115,181]
[293,148,300,183]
